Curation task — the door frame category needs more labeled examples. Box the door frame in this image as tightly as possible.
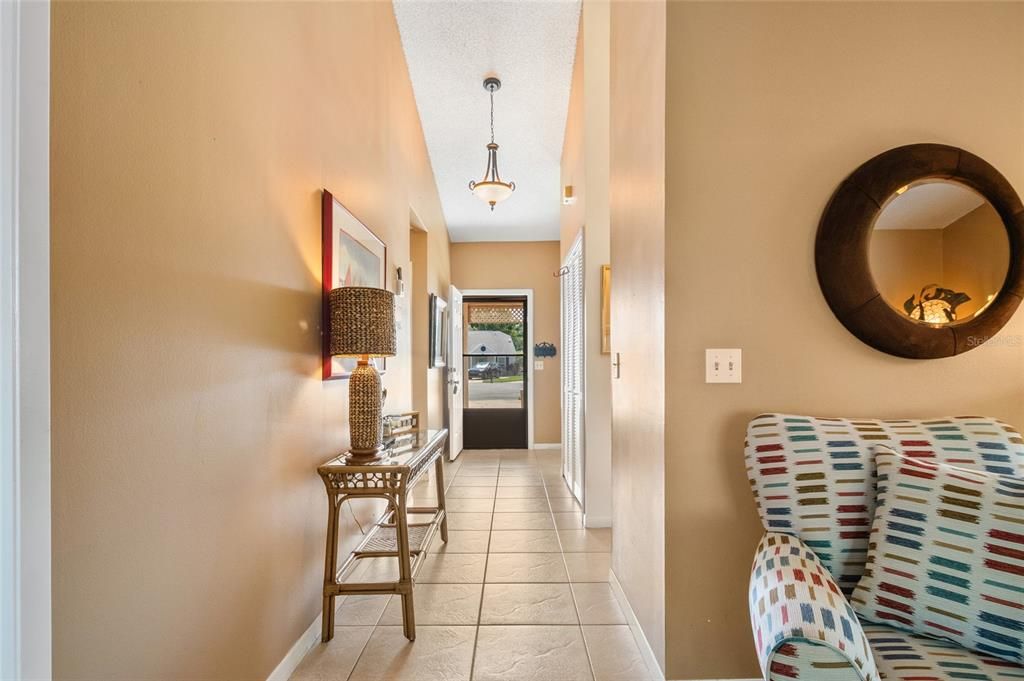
[1,0,52,677]
[458,289,535,449]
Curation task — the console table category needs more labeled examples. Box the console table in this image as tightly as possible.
[316,428,449,642]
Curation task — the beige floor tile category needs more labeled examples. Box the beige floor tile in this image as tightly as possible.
[495,486,548,498]
[545,485,573,498]
[454,468,499,476]
[571,584,626,624]
[558,529,611,553]
[334,595,389,626]
[497,476,543,486]
[472,625,593,681]
[416,553,487,583]
[548,497,581,513]
[489,529,561,553]
[458,462,501,473]
[446,486,496,499]
[480,583,578,624]
[450,476,497,487]
[485,553,568,583]
[348,625,476,681]
[446,512,493,530]
[344,557,399,584]
[562,553,612,583]
[553,512,584,529]
[379,583,482,625]
[446,498,494,513]
[582,626,652,681]
[493,497,549,513]
[290,626,373,681]
[429,530,490,554]
[490,512,555,530]
[408,491,439,506]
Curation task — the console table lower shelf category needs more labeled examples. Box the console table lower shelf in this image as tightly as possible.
[316,428,449,642]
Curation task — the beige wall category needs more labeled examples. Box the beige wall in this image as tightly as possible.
[450,241,561,445]
[609,0,667,670]
[50,2,448,679]
[943,204,1008,319]
[663,2,1024,679]
[870,229,944,314]
[561,20,586,258]
[561,0,613,527]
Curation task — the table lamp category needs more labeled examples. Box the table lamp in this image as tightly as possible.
[329,286,396,461]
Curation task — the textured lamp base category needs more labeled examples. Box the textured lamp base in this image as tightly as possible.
[348,358,384,461]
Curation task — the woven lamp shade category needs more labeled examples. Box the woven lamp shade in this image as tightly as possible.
[329,287,396,358]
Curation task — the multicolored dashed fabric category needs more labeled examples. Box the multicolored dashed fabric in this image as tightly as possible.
[745,414,1024,593]
[750,532,878,681]
[864,623,1024,680]
[852,448,1024,664]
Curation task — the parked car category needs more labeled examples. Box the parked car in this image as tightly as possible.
[468,361,500,379]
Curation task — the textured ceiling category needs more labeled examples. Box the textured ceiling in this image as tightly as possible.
[394,0,581,242]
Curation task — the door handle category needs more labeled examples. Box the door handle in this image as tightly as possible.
[453,383,460,395]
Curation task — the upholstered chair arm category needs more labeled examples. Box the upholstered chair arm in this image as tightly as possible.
[749,532,878,681]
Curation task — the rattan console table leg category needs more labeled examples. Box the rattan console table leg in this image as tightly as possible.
[321,493,341,641]
[433,457,449,542]
[395,493,416,641]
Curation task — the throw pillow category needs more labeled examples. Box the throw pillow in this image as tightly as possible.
[852,446,1024,664]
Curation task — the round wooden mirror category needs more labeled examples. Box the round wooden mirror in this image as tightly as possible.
[816,143,1024,358]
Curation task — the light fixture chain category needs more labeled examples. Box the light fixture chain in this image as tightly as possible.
[489,88,495,143]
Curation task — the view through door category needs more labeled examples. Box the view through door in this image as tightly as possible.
[461,296,528,449]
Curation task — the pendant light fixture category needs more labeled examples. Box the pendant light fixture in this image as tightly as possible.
[468,77,516,211]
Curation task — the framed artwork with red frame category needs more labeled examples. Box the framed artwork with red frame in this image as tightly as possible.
[321,189,387,380]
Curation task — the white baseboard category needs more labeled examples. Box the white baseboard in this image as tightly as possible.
[609,569,665,681]
[266,611,323,681]
[533,442,561,450]
[583,513,611,528]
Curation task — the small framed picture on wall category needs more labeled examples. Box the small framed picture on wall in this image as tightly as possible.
[322,189,387,380]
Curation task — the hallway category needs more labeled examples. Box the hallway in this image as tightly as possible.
[291,449,650,681]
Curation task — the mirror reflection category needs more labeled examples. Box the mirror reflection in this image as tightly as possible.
[869,181,1009,325]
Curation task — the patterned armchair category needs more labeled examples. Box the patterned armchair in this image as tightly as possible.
[745,414,1024,681]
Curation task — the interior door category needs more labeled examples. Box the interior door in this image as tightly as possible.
[448,284,464,459]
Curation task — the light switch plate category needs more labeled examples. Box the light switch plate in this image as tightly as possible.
[534,360,544,370]
[706,348,742,383]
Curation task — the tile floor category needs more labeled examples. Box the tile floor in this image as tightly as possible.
[291,449,652,681]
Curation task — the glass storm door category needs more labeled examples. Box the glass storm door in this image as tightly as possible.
[462,297,528,449]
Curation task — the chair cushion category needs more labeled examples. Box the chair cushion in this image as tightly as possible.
[746,414,1024,593]
[853,447,1024,664]
[864,623,1024,680]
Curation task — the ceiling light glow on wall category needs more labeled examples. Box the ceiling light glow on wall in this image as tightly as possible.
[468,77,516,211]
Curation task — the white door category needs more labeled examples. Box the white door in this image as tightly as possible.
[448,285,464,459]
[561,236,585,502]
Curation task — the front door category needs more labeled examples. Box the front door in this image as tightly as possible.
[448,285,464,459]
[462,296,528,449]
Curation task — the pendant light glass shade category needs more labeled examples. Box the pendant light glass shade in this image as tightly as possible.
[471,179,515,207]
[468,78,515,211]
